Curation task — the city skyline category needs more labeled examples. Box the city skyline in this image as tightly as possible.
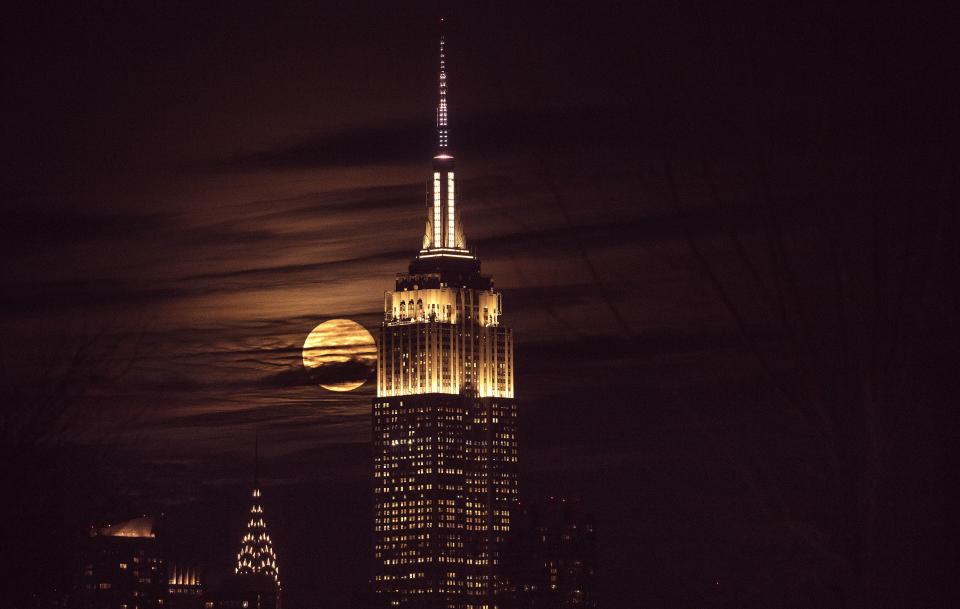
[1,3,952,608]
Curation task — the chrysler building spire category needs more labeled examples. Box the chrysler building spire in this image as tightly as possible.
[422,22,468,255]
[233,437,281,602]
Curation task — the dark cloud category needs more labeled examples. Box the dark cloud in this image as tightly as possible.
[0,252,396,316]
[230,108,647,170]
[0,207,173,252]
[517,328,730,365]
[180,249,410,283]
[158,404,362,432]
[263,359,374,390]
[223,184,424,221]
[0,278,190,315]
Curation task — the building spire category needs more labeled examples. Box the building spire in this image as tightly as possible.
[254,430,260,488]
[436,19,449,152]
[235,432,281,594]
[421,19,469,256]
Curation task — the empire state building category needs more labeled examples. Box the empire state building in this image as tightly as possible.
[373,32,519,609]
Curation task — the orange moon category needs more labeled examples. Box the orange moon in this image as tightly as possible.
[302,319,377,392]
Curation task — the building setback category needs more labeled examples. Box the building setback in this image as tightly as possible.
[372,27,519,609]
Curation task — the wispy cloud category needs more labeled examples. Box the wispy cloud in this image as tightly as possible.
[229,108,644,170]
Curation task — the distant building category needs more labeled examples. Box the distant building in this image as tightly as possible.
[75,516,166,609]
[208,446,281,609]
[371,26,519,609]
[167,564,204,609]
[72,516,205,609]
[207,572,278,609]
[502,498,598,609]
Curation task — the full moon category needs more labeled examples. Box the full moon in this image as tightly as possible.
[302,319,377,392]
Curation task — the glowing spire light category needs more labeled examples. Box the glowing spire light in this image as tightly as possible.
[423,21,469,255]
[437,28,449,151]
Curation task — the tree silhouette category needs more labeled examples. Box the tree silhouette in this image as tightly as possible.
[0,327,144,606]
[665,156,953,607]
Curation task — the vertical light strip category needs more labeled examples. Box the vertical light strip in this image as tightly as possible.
[433,172,441,248]
[447,172,455,248]
[438,37,448,149]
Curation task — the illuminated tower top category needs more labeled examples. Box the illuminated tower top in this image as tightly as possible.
[420,22,469,258]
[234,441,281,591]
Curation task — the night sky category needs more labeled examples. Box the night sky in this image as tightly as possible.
[1,1,954,608]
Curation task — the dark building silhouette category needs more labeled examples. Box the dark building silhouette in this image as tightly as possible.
[372,26,519,609]
[501,498,598,609]
[75,516,166,609]
[209,573,279,609]
[72,516,205,609]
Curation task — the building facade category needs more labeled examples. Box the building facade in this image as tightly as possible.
[75,517,167,609]
[73,515,207,609]
[372,32,519,609]
[167,564,204,609]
